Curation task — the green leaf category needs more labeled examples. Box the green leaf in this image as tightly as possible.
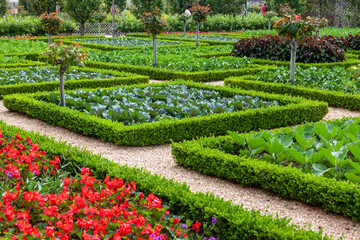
[227,131,245,146]
[311,163,330,176]
[345,172,360,183]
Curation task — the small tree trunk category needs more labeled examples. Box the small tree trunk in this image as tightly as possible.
[153,34,157,67]
[289,41,297,85]
[268,17,271,30]
[183,21,186,36]
[316,30,319,40]
[48,33,52,45]
[59,71,65,106]
[196,22,199,48]
[80,23,85,36]
[112,1,116,37]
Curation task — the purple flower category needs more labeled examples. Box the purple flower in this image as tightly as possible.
[33,171,39,175]
[182,224,187,229]
[6,171,14,178]
[67,150,71,153]
[212,217,217,224]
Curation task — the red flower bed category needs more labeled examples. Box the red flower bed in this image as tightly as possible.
[0,133,216,240]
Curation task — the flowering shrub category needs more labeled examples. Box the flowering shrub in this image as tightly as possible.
[0,131,59,191]
[190,0,211,23]
[141,7,168,36]
[40,12,63,35]
[230,35,345,63]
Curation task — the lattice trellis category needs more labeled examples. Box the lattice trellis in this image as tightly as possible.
[73,23,114,35]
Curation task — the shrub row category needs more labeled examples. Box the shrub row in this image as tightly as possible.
[0,35,105,42]
[116,13,277,33]
[126,33,235,46]
[0,60,45,68]
[224,75,360,110]
[0,67,149,98]
[231,35,345,63]
[0,16,78,37]
[171,119,360,222]
[61,39,202,51]
[3,81,328,146]
[0,122,329,239]
[86,60,266,81]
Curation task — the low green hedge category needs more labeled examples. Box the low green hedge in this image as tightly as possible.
[0,35,104,43]
[61,38,206,51]
[0,121,330,239]
[171,119,360,222]
[0,60,45,69]
[4,81,328,146]
[126,33,235,46]
[225,75,360,110]
[0,67,148,98]
[86,61,267,81]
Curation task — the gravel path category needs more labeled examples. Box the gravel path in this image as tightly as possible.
[1,96,360,239]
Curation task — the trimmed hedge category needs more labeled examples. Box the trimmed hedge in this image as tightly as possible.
[0,60,46,69]
[0,35,105,43]
[0,67,149,98]
[0,121,330,239]
[225,75,360,110]
[61,38,206,51]
[3,81,328,146]
[126,33,235,46]
[86,61,267,81]
[171,118,360,222]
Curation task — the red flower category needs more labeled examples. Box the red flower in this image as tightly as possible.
[192,221,201,233]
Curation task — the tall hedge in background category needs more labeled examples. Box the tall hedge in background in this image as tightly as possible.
[65,0,104,36]
[267,0,303,13]
[104,0,126,11]
[167,0,246,15]
[19,0,64,16]
[131,0,164,18]
[0,0,6,16]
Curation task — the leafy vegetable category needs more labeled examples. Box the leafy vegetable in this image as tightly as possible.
[79,37,181,47]
[0,67,113,86]
[228,119,360,184]
[44,84,279,125]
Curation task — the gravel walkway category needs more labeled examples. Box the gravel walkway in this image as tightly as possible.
[1,96,360,239]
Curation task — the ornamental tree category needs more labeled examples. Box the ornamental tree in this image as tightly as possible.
[179,13,191,36]
[273,4,319,85]
[141,7,167,67]
[40,12,63,45]
[264,10,278,30]
[131,0,164,19]
[190,0,210,48]
[64,0,104,36]
[43,41,88,106]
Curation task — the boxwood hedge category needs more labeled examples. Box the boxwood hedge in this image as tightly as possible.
[3,81,328,146]
[225,75,360,110]
[0,121,330,239]
[171,118,360,222]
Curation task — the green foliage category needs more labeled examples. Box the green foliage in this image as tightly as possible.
[65,0,103,24]
[228,119,360,184]
[19,0,64,16]
[131,0,164,19]
[267,0,303,14]
[79,37,181,47]
[0,39,47,54]
[88,46,253,72]
[0,67,113,85]
[0,56,26,64]
[3,81,327,146]
[0,0,6,16]
[0,122,330,239]
[44,84,279,125]
[172,118,360,222]
[0,16,77,37]
[256,66,360,93]
[0,66,148,98]
[225,73,360,110]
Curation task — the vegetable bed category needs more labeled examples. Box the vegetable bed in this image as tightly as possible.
[0,67,148,98]
[3,81,328,146]
[225,65,360,110]
[171,118,360,222]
